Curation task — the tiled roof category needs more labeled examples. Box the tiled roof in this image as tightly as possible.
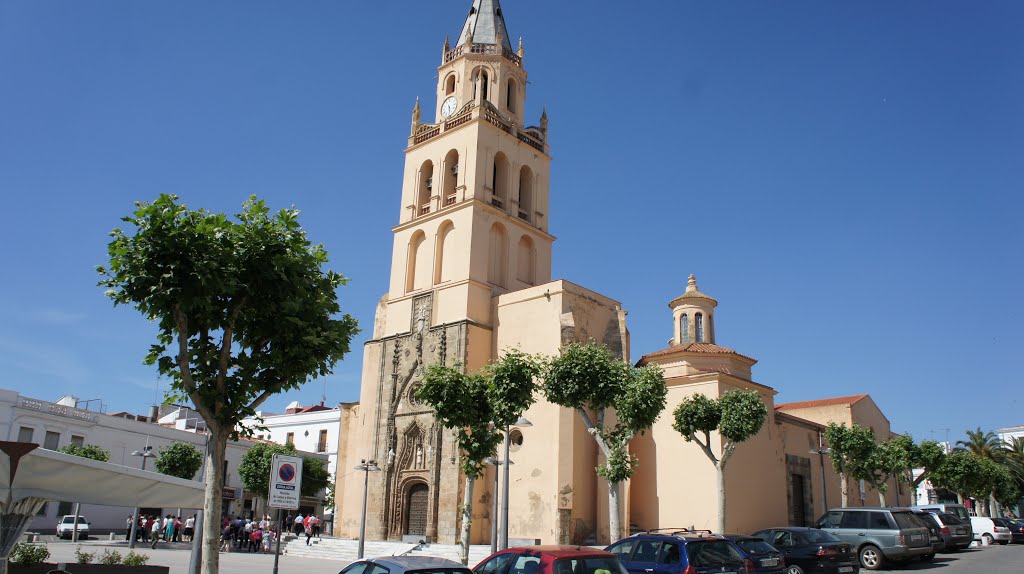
[775,394,869,412]
[640,342,756,363]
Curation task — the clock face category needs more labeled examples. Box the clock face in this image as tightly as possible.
[441,96,458,118]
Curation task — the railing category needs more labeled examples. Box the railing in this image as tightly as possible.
[444,43,522,67]
[484,108,512,134]
[18,397,98,422]
[444,194,457,206]
[518,210,530,221]
[419,203,431,215]
[491,198,504,209]
[518,132,544,152]
[444,111,473,131]
[414,124,440,144]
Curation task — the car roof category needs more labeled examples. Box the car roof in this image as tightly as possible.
[755,527,819,532]
[505,546,614,558]
[370,556,468,570]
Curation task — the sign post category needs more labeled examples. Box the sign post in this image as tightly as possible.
[269,454,302,574]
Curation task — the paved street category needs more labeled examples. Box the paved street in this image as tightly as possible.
[42,540,349,574]
[874,545,1023,573]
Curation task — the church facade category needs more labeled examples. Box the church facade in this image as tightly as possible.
[335,0,903,546]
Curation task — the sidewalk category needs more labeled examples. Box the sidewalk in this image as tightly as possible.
[42,540,348,574]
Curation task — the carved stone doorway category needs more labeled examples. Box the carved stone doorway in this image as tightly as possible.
[405,483,429,536]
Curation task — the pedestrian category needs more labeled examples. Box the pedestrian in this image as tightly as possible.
[163,514,174,544]
[141,516,150,542]
[293,513,304,536]
[251,527,263,553]
[263,527,274,553]
[304,515,314,546]
[184,515,195,542]
[312,515,321,539]
[173,516,181,542]
[125,515,133,541]
[220,524,232,552]
[150,517,162,548]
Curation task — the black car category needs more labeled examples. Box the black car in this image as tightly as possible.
[910,511,945,559]
[721,535,785,573]
[751,528,858,574]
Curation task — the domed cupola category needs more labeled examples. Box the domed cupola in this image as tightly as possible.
[668,274,718,346]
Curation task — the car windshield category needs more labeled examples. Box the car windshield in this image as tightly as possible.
[800,530,840,543]
[685,541,743,567]
[409,569,472,574]
[62,517,88,524]
[734,539,776,555]
[938,513,962,525]
[892,512,922,530]
[553,557,629,574]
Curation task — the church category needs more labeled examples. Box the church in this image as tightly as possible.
[334,0,903,545]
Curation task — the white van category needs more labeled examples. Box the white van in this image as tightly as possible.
[911,503,971,522]
[969,517,1011,545]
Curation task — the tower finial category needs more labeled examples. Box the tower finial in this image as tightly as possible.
[517,36,524,60]
[410,97,421,137]
[442,34,450,62]
[540,108,548,133]
[686,274,697,292]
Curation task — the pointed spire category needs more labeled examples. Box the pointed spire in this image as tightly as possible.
[443,34,451,52]
[540,108,548,133]
[517,36,524,59]
[456,0,513,51]
[410,97,421,137]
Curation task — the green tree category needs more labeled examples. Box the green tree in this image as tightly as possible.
[541,342,667,543]
[824,423,877,507]
[57,444,111,462]
[672,389,768,534]
[930,450,984,505]
[910,440,947,489]
[417,364,503,563]
[98,195,357,574]
[237,442,329,506]
[864,435,916,506]
[154,442,203,480]
[956,428,1006,462]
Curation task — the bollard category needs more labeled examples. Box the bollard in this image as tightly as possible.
[110,533,116,540]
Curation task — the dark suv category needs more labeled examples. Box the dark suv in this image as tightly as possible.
[607,530,754,574]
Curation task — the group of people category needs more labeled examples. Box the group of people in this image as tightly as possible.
[288,513,322,546]
[220,515,278,553]
[125,514,196,547]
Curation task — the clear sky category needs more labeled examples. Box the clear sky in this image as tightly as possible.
[1,1,1021,444]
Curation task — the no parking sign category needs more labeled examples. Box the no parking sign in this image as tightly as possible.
[269,454,303,509]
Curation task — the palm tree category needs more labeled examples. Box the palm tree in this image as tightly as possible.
[956,428,1006,462]
[1004,437,1024,484]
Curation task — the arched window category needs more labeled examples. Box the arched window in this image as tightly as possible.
[434,221,456,284]
[442,150,459,207]
[680,314,689,344]
[516,235,535,285]
[406,231,428,293]
[695,313,704,343]
[492,153,509,209]
[488,223,508,287]
[518,165,533,221]
[417,160,433,217]
[479,70,489,101]
[445,74,456,96]
[506,78,516,112]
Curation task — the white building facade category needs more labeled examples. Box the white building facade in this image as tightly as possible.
[0,389,326,535]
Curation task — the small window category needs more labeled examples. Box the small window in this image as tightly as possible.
[607,539,634,560]
[869,512,891,529]
[445,74,456,95]
[286,432,294,445]
[695,313,704,342]
[43,431,60,450]
[680,315,689,343]
[480,71,489,101]
[771,531,793,547]
[340,564,368,574]
[685,541,743,567]
[631,540,660,563]
[71,435,85,447]
[318,429,328,453]
[841,511,869,530]
[477,554,514,574]
[509,555,540,574]
[658,543,680,564]
[819,511,843,528]
[506,78,516,112]
[17,426,33,443]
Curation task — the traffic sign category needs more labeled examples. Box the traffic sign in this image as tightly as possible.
[268,454,303,510]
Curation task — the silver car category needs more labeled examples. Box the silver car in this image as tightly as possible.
[339,556,472,574]
[816,508,931,571]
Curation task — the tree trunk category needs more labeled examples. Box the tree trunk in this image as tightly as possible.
[715,464,727,535]
[202,427,228,574]
[608,481,621,543]
[840,474,849,507]
[459,474,475,565]
[878,489,886,507]
[956,492,964,505]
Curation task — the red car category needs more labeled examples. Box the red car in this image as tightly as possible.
[474,546,629,574]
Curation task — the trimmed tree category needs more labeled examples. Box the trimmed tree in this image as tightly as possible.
[541,342,667,543]
[98,194,357,574]
[824,423,877,507]
[672,389,768,534]
[910,439,947,490]
[155,441,203,480]
[930,450,984,506]
[417,365,503,564]
[57,444,110,462]
[864,435,916,506]
[237,442,330,516]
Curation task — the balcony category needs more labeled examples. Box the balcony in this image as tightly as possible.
[18,397,98,423]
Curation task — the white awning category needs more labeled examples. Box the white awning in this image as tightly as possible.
[0,442,204,508]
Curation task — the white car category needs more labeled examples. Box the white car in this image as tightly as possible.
[970,516,1011,545]
[55,515,90,539]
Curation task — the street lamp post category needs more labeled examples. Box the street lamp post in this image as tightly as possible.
[354,459,380,559]
[499,417,531,550]
[483,457,508,555]
[128,445,156,549]
[810,432,831,516]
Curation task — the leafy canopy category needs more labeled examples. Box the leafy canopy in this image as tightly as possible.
[57,444,111,462]
[154,441,204,480]
[237,441,328,499]
[824,423,876,479]
[97,194,358,432]
[672,389,768,467]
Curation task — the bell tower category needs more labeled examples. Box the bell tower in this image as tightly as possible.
[383,0,553,343]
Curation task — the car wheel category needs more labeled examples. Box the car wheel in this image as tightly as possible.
[983,533,994,545]
[786,565,805,574]
[859,545,884,571]
[998,540,1008,546]
[921,553,935,561]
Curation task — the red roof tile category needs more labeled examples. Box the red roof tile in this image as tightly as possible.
[639,342,756,363]
[775,394,869,412]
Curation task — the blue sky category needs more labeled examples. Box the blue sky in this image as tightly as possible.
[1,1,1021,444]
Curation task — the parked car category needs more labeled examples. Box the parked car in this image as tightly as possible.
[751,527,858,574]
[815,508,931,571]
[910,504,970,522]
[55,515,90,540]
[341,556,472,574]
[991,518,1023,544]
[720,535,785,574]
[605,530,754,574]
[969,516,1012,545]
[475,546,628,574]
[909,511,945,558]
[923,512,973,551]
[1005,519,1024,544]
